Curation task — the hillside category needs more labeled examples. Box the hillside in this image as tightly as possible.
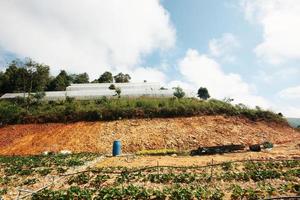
[0,115,298,156]
[287,117,300,128]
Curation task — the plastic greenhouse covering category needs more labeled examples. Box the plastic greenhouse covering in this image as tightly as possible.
[0,82,194,100]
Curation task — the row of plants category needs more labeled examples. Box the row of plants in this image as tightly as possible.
[0,97,286,124]
[1,158,299,199]
[112,169,299,184]
[31,182,300,200]
[32,185,225,200]
[0,153,97,177]
[61,160,300,188]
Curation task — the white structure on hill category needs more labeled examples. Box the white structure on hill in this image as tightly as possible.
[0,82,194,101]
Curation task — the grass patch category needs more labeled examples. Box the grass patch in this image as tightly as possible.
[0,97,286,125]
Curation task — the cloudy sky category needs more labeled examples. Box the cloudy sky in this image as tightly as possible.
[0,0,300,117]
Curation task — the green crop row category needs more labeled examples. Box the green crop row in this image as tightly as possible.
[0,153,97,177]
[32,185,225,200]
[31,182,300,200]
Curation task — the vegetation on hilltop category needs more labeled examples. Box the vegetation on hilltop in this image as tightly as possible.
[0,58,133,95]
[0,58,287,126]
[0,97,286,125]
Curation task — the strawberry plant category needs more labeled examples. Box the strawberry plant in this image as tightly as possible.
[68,173,90,185]
[90,174,110,187]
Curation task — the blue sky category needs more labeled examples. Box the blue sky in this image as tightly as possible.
[0,0,300,117]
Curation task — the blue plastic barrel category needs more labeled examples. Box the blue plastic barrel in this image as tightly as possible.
[112,140,121,156]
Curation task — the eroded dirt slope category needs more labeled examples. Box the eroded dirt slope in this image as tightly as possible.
[0,116,299,155]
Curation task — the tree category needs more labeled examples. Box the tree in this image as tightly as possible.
[173,87,185,99]
[98,71,113,83]
[197,87,210,100]
[0,58,50,94]
[114,73,131,83]
[73,73,89,83]
[1,60,27,93]
[47,70,72,91]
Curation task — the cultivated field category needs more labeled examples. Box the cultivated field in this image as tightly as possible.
[1,144,299,199]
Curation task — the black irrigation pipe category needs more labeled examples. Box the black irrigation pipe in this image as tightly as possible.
[61,158,300,176]
[263,196,300,200]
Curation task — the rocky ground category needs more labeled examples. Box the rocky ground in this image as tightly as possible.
[0,115,299,155]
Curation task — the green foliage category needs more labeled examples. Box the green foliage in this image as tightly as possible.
[23,178,37,185]
[0,188,7,195]
[47,70,72,91]
[113,72,131,83]
[32,186,93,200]
[197,87,210,100]
[98,71,113,83]
[72,73,89,83]
[0,59,49,94]
[108,84,115,90]
[0,101,24,124]
[2,158,300,199]
[91,175,110,187]
[0,97,286,125]
[115,87,121,98]
[0,153,96,176]
[37,168,52,176]
[68,173,90,185]
[173,86,185,99]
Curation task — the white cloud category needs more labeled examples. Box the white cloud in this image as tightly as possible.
[278,85,300,99]
[281,106,300,118]
[208,33,239,62]
[177,49,270,108]
[0,0,175,78]
[241,0,300,64]
[256,67,300,84]
[130,67,167,84]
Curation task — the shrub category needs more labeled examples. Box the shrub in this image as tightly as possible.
[0,101,24,124]
[108,84,116,90]
[173,87,185,99]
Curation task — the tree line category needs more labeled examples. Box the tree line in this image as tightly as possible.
[0,58,211,100]
[0,58,131,95]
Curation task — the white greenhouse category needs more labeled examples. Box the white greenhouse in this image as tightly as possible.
[0,82,194,101]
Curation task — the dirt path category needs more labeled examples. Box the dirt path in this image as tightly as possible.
[0,116,299,155]
[97,142,300,168]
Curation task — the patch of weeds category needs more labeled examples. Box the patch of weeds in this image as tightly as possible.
[37,168,52,176]
[57,167,67,174]
[67,159,84,167]
[221,162,233,171]
[23,178,37,185]
[0,188,7,195]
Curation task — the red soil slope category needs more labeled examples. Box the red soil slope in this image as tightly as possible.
[0,116,299,155]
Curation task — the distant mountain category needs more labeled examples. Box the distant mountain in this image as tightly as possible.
[287,118,300,128]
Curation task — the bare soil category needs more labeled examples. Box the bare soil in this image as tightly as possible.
[97,142,300,168]
[0,115,299,156]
